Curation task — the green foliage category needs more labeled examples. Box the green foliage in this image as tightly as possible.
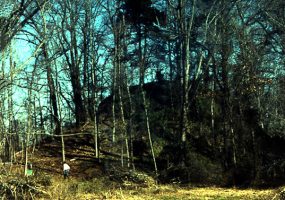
[186,151,223,184]
[153,138,167,156]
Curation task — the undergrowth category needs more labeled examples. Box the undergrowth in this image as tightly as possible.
[0,166,280,200]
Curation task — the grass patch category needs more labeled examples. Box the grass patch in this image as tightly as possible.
[0,168,278,200]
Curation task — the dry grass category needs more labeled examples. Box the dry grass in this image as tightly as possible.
[36,175,277,200]
[0,164,278,200]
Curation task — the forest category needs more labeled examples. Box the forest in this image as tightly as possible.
[0,0,285,199]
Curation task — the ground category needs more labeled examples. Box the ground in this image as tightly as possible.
[5,136,280,199]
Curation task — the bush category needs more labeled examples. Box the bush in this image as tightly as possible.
[158,151,223,185]
[0,175,51,200]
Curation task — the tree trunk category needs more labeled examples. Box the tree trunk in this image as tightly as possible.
[142,90,158,175]
[70,69,86,126]
[126,73,135,169]
[60,1,87,126]
[91,61,99,159]
[211,79,216,144]
[118,76,130,167]
[177,0,196,164]
[93,98,99,159]
[8,45,14,162]
[112,63,117,143]
[137,28,158,174]
[43,44,60,135]
[55,64,65,163]
[25,77,33,176]
[82,1,91,120]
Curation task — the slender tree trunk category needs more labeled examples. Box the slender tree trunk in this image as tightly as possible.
[94,98,99,159]
[137,28,158,174]
[126,75,135,169]
[118,79,130,167]
[257,94,264,129]
[25,80,33,176]
[38,97,44,144]
[61,129,65,162]
[43,44,60,135]
[82,1,91,120]
[112,24,118,143]
[8,45,14,162]
[55,65,65,163]
[91,61,99,159]
[112,66,117,143]
[177,0,196,165]
[167,41,176,125]
[116,16,130,166]
[142,90,158,175]
[211,79,216,144]
[32,95,37,155]
[1,50,9,162]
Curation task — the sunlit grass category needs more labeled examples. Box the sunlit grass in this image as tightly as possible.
[39,175,276,200]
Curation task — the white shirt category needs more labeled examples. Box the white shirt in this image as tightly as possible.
[63,163,70,170]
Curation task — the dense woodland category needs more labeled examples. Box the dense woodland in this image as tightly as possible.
[0,0,284,188]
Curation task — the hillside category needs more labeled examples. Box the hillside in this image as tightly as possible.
[0,134,279,200]
[97,80,285,187]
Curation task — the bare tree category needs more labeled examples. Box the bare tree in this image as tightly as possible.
[0,0,47,52]
[56,0,87,126]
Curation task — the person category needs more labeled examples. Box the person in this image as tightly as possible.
[63,161,70,179]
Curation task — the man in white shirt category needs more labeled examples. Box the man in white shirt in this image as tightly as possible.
[63,161,70,179]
